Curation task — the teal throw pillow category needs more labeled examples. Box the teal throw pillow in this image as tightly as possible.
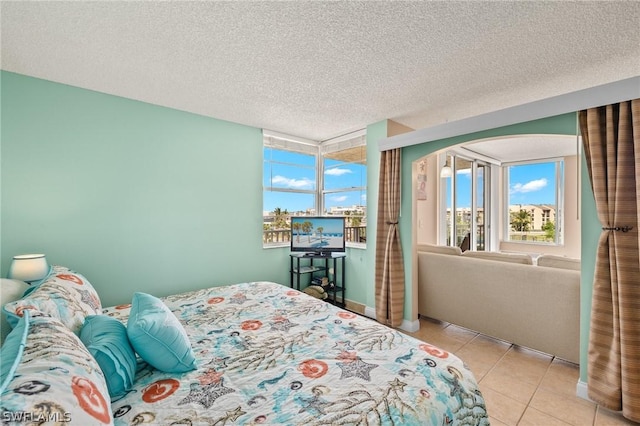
[0,311,30,393]
[127,292,196,373]
[80,315,137,400]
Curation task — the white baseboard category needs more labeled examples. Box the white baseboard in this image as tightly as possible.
[576,380,590,401]
[364,306,376,319]
[363,306,420,333]
[401,318,420,333]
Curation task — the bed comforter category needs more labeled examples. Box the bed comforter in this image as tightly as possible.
[103,281,488,425]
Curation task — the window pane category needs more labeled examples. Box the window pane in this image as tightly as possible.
[263,191,316,246]
[323,190,366,215]
[264,191,316,216]
[441,153,488,251]
[444,176,453,246]
[455,157,472,247]
[263,144,317,247]
[323,192,366,243]
[322,142,367,245]
[476,164,486,251]
[263,148,316,190]
[324,159,366,190]
[507,162,559,243]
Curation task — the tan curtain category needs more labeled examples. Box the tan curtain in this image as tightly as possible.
[580,99,640,423]
[375,148,405,327]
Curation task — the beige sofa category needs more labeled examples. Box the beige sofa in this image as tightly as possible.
[417,244,580,363]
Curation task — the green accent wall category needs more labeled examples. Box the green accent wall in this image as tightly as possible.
[399,113,597,381]
[1,71,291,306]
[580,153,598,382]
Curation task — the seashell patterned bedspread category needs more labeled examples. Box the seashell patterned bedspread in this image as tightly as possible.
[103,281,489,425]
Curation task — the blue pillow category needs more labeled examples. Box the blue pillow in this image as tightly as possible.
[80,315,137,400]
[127,292,196,373]
[0,311,30,393]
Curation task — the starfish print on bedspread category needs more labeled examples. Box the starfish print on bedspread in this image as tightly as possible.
[337,357,378,381]
[178,379,235,409]
[298,394,331,416]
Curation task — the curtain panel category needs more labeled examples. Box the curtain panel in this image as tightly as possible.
[580,99,640,423]
[375,148,405,327]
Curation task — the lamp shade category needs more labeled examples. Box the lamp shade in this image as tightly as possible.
[8,254,49,283]
[440,166,452,178]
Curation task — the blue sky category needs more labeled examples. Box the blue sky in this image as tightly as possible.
[447,162,559,208]
[263,148,366,214]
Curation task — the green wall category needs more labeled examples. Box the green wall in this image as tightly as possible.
[0,71,382,310]
[399,113,597,381]
[1,71,292,307]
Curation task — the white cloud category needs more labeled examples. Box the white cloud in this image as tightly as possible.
[271,175,314,189]
[331,195,348,202]
[456,169,471,176]
[511,178,548,194]
[325,168,352,176]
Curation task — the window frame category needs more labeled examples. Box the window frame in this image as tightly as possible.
[439,151,491,251]
[263,131,367,249]
[503,158,564,246]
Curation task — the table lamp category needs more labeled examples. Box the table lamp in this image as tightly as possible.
[7,254,49,283]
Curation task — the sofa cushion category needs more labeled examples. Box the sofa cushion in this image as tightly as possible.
[537,254,581,271]
[418,244,463,256]
[462,250,533,265]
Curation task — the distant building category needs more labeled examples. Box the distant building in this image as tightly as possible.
[508,204,556,230]
[328,205,366,216]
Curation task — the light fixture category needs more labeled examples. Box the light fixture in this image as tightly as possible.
[440,154,452,178]
[8,254,49,283]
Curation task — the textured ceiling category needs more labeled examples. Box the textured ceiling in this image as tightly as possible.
[1,1,639,141]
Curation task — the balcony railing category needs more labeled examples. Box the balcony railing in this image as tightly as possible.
[263,226,366,245]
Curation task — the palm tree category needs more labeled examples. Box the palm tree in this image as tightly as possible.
[292,222,302,242]
[511,209,532,232]
[302,221,313,243]
[317,226,324,243]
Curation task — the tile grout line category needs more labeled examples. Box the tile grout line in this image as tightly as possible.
[514,354,556,425]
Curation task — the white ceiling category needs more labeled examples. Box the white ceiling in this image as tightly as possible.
[1,1,639,142]
[461,135,579,164]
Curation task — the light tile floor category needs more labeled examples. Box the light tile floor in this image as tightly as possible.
[402,317,638,426]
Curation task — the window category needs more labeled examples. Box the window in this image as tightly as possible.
[263,132,366,247]
[441,152,490,251]
[263,135,317,247]
[504,160,563,245]
[321,136,367,244]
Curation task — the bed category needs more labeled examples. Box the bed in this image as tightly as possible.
[1,266,489,425]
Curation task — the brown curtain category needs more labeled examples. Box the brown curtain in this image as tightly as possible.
[580,99,640,423]
[375,148,405,327]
